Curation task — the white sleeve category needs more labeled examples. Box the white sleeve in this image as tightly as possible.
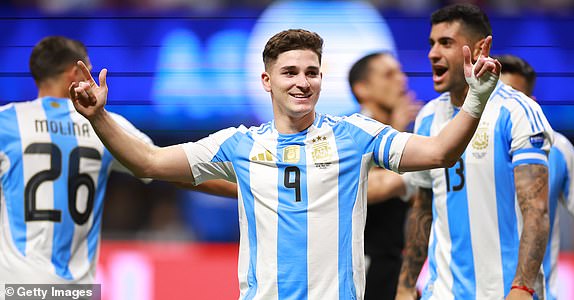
[181,126,241,185]
[508,99,554,167]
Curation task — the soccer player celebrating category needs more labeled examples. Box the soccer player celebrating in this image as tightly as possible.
[70,29,500,299]
[396,4,554,300]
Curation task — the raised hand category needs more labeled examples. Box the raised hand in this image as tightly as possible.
[69,61,108,120]
[461,35,501,118]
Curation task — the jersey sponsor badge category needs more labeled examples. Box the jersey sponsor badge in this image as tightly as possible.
[529,133,545,148]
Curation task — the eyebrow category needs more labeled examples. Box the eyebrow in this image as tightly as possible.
[278,65,320,72]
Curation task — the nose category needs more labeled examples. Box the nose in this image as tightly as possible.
[428,44,440,63]
[295,74,310,88]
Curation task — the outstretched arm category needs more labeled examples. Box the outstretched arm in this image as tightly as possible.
[175,180,238,199]
[506,164,549,300]
[399,36,501,172]
[70,61,191,182]
[395,187,433,300]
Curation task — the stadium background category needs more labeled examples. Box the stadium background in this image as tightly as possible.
[1,0,573,298]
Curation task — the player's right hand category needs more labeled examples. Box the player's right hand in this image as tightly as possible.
[69,60,108,120]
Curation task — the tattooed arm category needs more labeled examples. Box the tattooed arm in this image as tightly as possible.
[506,164,549,300]
[395,187,433,300]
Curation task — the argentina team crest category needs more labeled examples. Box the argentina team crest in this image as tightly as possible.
[310,135,332,169]
[470,121,489,159]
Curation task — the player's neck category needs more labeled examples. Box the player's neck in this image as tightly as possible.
[362,103,392,124]
[274,111,316,134]
[37,79,69,99]
[449,85,469,108]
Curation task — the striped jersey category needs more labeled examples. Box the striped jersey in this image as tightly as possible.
[409,82,554,300]
[544,132,574,300]
[0,97,151,284]
[181,113,411,300]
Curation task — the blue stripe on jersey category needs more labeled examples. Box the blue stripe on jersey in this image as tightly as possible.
[333,123,372,299]
[512,95,542,132]
[276,133,308,299]
[445,152,476,298]
[216,132,258,299]
[545,146,567,300]
[42,98,76,280]
[373,127,389,166]
[494,107,519,295]
[0,105,27,256]
[87,149,114,263]
[382,131,398,170]
[499,89,536,133]
[423,205,439,299]
[416,114,434,136]
[512,148,548,167]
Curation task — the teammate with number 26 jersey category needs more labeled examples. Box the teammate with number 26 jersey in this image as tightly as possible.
[0,97,151,284]
[182,113,410,299]
[409,81,554,299]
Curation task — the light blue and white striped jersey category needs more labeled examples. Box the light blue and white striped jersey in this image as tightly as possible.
[0,97,151,284]
[544,132,574,300]
[181,113,411,300]
[409,82,554,300]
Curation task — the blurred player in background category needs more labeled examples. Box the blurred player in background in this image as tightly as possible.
[0,36,234,285]
[348,51,420,299]
[69,28,500,299]
[496,54,574,300]
[0,36,154,284]
[396,4,554,300]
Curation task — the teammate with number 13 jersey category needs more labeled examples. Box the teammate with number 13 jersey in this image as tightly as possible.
[409,81,554,299]
[0,97,151,284]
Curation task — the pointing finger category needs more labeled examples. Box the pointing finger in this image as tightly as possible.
[99,68,108,89]
[77,61,97,87]
[481,36,492,58]
[463,45,472,78]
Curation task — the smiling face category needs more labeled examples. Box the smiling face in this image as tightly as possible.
[261,49,322,132]
[428,21,476,95]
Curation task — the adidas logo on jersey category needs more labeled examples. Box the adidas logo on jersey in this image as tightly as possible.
[251,150,274,162]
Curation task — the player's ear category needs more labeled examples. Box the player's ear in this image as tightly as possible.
[352,82,369,103]
[261,71,271,92]
[64,63,79,83]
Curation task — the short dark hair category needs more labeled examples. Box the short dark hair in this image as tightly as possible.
[29,36,89,83]
[348,51,394,102]
[494,54,536,96]
[262,29,323,70]
[431,3,492,39]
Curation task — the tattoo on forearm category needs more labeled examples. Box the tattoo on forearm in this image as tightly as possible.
[513,164,549,286]
[399,188,433,289]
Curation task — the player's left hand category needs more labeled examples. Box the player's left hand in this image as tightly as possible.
[463,36,501,99]
[69,60,109,121]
